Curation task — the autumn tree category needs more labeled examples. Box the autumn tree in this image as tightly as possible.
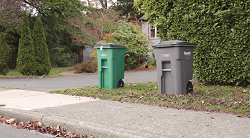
[16,12,37,76]
[0,0,24,28]
[33,17,51,75]
[68,9,120,47]
[86,0,112,8]
[0,0,40,31]
[0,33,11,75]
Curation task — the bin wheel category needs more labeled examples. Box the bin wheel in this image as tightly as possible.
[186,81,193,94]
[117,79,124,88]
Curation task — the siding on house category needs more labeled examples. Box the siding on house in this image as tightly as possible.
[139,16,160,46]
[139,16,160,57]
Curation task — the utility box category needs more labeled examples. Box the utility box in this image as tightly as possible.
[152,40,196,95]
[95,43,129,89]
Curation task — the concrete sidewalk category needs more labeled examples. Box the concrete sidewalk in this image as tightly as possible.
[0,70,250,138]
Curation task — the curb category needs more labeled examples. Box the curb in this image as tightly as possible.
[0,108,145,138]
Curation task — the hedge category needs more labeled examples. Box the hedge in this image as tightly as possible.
[135,0,250,86]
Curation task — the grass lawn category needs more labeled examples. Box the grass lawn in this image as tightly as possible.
[0,66,74,78]
[50,82,250,116]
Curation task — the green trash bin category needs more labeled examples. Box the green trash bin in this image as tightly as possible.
[95,43,129,89]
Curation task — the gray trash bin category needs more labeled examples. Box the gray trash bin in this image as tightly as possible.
[152,40,196,95]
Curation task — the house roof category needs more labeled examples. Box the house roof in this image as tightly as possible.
[139,16,147,21]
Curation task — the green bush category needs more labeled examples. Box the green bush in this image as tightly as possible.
[33,17,51,76]
[0,33,11,75]
[106,22,150,70]
[135,0,250,86]
[74,60,97,73]
[16,12,37,76]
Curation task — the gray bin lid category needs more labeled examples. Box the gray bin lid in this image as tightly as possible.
[95,43,127,48]
[152,40,196,48]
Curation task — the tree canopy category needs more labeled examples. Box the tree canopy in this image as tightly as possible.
[68,8,120,47]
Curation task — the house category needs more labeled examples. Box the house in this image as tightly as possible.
[139,16,161,46]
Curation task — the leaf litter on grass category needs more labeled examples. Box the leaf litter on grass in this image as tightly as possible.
[50,82,250,117]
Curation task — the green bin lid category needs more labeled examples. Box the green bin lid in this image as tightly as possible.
[95,43,127,48]
[152,40,196,48]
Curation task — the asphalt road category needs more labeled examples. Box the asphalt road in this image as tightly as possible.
[0,70,157,92]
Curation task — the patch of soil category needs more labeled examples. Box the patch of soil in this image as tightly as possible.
[125,66,156,72]
[59,69,77,73]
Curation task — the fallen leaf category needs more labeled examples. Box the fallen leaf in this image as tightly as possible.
[56,125,60,131]
[205,112,210,114]
[211,117,214,119]
[38,122,42,127]
[126,106,133,108]
[243,89,248,92]
[6,118,15,124]
[148,115,153,117]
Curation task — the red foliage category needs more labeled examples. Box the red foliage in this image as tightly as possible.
[0,0,40,27]
[67,9,120,46]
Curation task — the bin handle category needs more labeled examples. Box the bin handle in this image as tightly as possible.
[102,66,108,68]
[163,69,171,72]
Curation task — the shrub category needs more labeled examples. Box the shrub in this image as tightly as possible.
[135,0,250,86]
[33,17,51,76]
[0,33,11,75]
[16,12,37,76]
[104,22,150,70]
[89,49,98,71]
[74,60,97,73]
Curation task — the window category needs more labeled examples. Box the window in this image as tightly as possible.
[150,26,157,38]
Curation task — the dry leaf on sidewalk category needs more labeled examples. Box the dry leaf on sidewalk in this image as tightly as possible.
[205,112,210,114]
[6,118,15,124]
